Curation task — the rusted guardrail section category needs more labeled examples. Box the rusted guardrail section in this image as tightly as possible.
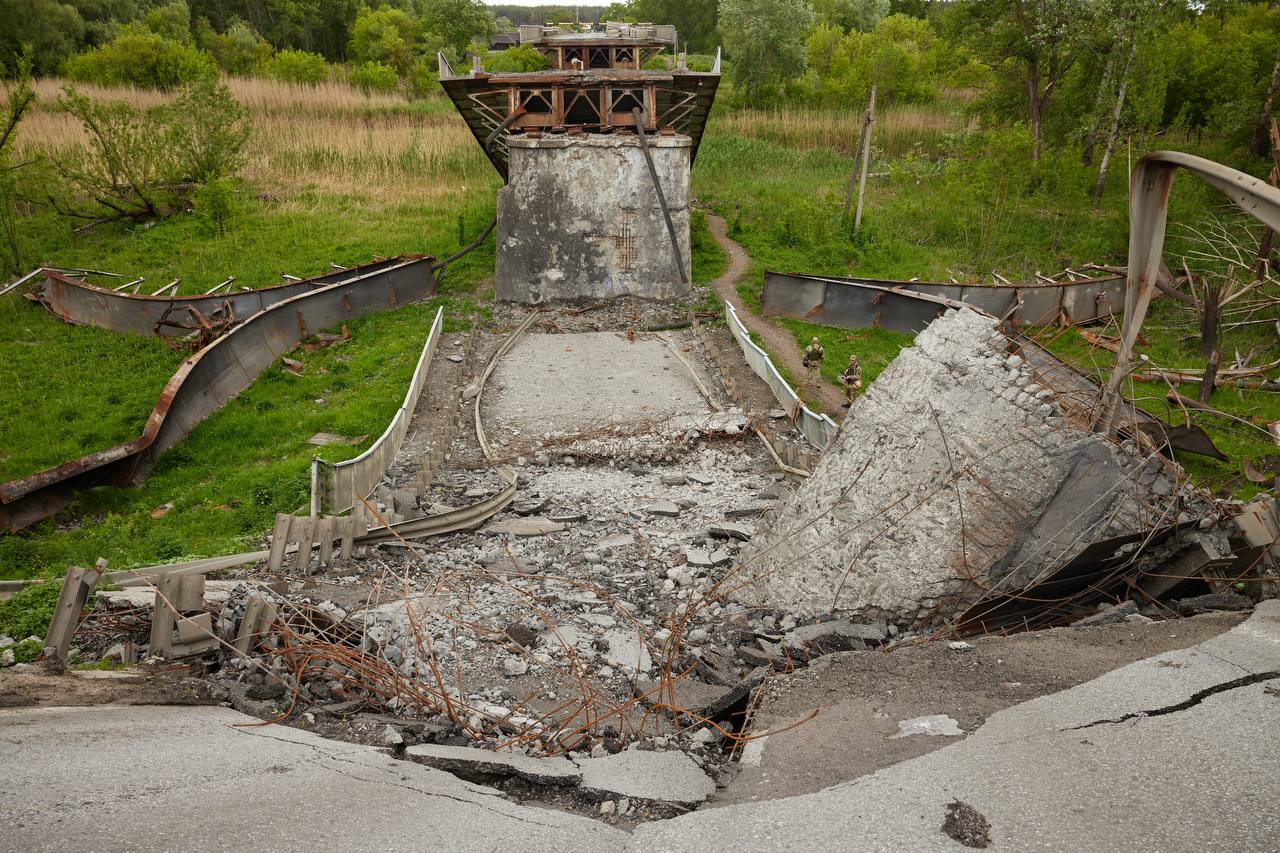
[311,307,444,515]
[27,257,416,337]
[762,270,1125,330]
[0,256,437,533]
[724,302,839,450]
[1100,151,1280,432]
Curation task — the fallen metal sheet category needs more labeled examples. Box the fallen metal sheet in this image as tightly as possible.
[0,256,436,532]
[27,257,413,338]
[953,523,1196,634]
[762,270,1125,330]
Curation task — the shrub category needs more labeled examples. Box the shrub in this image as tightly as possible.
[267,48,329,85]
[348,60,400,93]
[167,78,251,183]
[192,178,238,234]
[51,80,249,224]
[484,44,551,73]
[61,25,216,90]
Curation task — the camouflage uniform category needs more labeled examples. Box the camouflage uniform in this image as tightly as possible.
[802,337,825,387]
[840,354,863,406]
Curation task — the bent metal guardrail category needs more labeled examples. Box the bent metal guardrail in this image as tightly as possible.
[311,307,445,515]
[0,256,437,533]
[1100,151,1280,432]
[724,302,840,450]
[762,270,1126,330]
[28,257,417,337]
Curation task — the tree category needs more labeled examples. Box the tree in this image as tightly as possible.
[414,0,495,57]
[349,6,420,76]
[197,18,274,75]
[959,0,1088,163]
[61,25,217,89]
[0,46,35,274]
[145,0,193,43]
[629,0,720,54]
[0,0,86,75]
[719,0,815,101]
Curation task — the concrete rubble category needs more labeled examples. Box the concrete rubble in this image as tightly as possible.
[6,298,1276,840]
[738,307,1228,629]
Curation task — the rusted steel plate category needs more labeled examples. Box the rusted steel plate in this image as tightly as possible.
[0,256,436,532]
[28,257,412,338]
[761,270,1125,329]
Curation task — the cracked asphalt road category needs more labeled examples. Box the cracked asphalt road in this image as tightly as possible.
[3,603,1276,851]
[632,601,1280,852]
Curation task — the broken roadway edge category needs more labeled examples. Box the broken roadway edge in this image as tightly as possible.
[632,600,1280,852]
[4,602,1277,851]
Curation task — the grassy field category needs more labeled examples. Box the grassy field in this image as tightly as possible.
[0,78,1275,581]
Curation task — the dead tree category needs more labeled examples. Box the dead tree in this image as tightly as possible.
[1092,38,1136,209]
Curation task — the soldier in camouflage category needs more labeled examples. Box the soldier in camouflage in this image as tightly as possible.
[840,353,863,407]
[802,336,825,388]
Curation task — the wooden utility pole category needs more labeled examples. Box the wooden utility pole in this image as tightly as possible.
[854,85,876,233]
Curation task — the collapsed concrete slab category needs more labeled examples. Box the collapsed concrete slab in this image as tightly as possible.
[737,308,1220,628]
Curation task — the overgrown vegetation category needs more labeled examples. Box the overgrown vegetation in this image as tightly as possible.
[0,2,1276,584]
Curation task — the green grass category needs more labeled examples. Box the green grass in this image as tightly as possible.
[1035,298,1280,500]
[0,305,185,482]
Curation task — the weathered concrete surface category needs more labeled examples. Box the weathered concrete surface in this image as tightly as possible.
[496,135,691,303]
[632,601,1280,851]
[738,308,1215,625]
[0,705,624,852]
[577,749,716,805]
[486,331,709,434]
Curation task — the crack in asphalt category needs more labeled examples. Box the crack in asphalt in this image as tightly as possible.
[1067,670,1280,730]
[231,726,567,828]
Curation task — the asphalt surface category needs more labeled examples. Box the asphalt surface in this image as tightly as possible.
[0,704,624,853]
[632,601,1280,852]
[3,604,1276,852]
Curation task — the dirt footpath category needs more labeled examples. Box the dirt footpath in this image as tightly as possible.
[705,214,847,415]
[716,611,1247,806]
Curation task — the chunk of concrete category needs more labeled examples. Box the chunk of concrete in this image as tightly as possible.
[891,714,965,739]
[781,619,889,653]
[1072,600,1137,627]
[1175,592,1253,614]
[403,744,581,787]
[577,749,715,806]
[708,522,752,542]
[484,517,566,537]
[646,501,682,518]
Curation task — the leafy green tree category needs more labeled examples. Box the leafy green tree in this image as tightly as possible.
[414,0,496,56]
[349,6,419,75]
[61,25,217,89]
[267,47,329,83]
[145,0,193,43]
[0,46,35,275]
[813,0,890,32]
[952,0,1088,162]
[0,0,86,75]
[197,18,275,75]
[50,78,249,226]
[628,0,720,53]
[719,0,815,102]
[806,12,939,105]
